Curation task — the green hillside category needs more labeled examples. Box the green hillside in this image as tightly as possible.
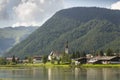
[0,27,37,53]
[6,7,120,57]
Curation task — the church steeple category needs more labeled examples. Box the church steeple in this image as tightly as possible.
[65,41,68,54]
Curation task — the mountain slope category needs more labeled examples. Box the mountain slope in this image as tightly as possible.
[6,7,120,57]
[0,26,37,53]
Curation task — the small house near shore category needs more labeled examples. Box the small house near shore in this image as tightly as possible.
[48,51,61,61]
[33,56,42,63]
[6,57,19,62]
[75,57,87,65]
[88,56,120,64]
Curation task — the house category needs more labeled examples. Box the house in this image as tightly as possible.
[75,57,87,65]
[48,51,61,61]
[48,51,55,61]
[6,57,19,62]
[22,59,29,63]
[33,56,42,63]
[87,58,101,64]
[86,54,93,58]
[88,56,120,64]
[86,54,94,62]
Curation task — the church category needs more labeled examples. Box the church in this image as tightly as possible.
[48,41,69,61]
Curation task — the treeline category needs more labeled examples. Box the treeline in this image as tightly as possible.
[70,48,120,59]
[6,7,120,57]
[0,56,18,65]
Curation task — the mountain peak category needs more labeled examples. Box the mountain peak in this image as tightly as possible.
[6,7,120,57]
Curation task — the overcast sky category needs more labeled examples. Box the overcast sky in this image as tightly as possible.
[0,0,120,28]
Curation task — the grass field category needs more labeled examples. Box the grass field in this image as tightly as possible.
[0,63,120,68]
[81,64,120,68]
[0,62,69,69]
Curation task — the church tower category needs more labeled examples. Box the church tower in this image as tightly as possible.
[65,41,69,54]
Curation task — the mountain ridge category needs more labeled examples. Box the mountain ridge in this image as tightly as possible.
[5,7,120,57]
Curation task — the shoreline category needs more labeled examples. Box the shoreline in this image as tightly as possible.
[0,63,69,69]
[0,63,120,68]
[80,64,120,68]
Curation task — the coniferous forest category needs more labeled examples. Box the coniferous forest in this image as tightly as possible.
[5,7,120,57]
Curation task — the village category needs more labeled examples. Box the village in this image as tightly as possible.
[1,41,120,67]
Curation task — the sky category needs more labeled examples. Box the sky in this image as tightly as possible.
[0,0,120,28]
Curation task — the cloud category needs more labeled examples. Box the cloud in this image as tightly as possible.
[111,1,120,10]
[0,0,9,20]
[0,0,64,27]
[40,0,45,4]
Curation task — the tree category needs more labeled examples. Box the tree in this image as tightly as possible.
[0,58,7,65]
[71,52,76,59]
[80,51,86,57]
[42,55,48,64]
[11,55,17,65]
[61,52,71,64]
[57,57,61,64]
[99,50,104,56]
[28,57,33,63]
[106,48,113,56]
[115,49,120,53]
[12,55,16,63]
[50,56,56,64]
[75,51,80,58]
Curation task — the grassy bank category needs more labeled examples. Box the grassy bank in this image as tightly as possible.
[81,64,120,68]
[23,63,69,68]
[1,63,120,68]
[0,63,69,69]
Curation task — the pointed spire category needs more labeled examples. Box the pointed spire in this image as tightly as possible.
[65,41,68,54]
[65,41,68,48]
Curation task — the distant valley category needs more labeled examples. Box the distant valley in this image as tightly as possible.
[0,26,37,54]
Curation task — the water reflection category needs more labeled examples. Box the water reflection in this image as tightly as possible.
[0,67,120,80]
[86,68,103,80]
[48,68,52,80]
[74,68,87,80]
[102,68,120,80]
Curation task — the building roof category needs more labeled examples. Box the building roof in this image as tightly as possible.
[33,56,42,60]
[6,57,18,60]
[49,51,61,57]
[75,57,86,61]
[92,56,117,60]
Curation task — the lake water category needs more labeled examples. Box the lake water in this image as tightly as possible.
[0,67,120,80]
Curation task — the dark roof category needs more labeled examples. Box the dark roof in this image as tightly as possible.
[92,56,117,60]
[75,57,86,61]
[33,56,42,59]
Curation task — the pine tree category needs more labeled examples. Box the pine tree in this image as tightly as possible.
[106,48,113,56]
[42,55,48,64]
[12,55,16,63]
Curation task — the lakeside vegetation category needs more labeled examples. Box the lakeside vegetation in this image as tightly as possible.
[0,54,120,68]
[1,48,120,68]
[0,63,120,68]
[81,64,120,68]
[0,63,69,68]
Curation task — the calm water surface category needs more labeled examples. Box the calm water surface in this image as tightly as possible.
[0,67,120,80]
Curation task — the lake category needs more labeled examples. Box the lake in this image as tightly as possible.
[0,67,120,80]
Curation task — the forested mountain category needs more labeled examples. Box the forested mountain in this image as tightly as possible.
[0,26,37,54]
[6,7,120,57]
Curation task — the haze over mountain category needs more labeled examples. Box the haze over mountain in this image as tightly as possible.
[5,7,120,57]
[0,26,37,54]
